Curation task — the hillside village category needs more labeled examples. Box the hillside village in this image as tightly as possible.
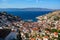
[0,11,60,40]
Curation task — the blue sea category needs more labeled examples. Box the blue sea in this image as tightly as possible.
[6,11,52,21]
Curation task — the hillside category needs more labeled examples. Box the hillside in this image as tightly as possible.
[36,10,60,21]
[0,12,21,27]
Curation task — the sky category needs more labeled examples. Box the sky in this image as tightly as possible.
[0,0,60,9]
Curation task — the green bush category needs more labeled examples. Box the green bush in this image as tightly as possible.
[51,29,57,33]
[25,33,29,38]
[54,16,60,21]
[57,30,60,33]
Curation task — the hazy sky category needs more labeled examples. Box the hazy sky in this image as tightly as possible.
[0,0,60,9]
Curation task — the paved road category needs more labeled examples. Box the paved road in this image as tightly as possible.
[5,32,17,40]
[0,29,17,40]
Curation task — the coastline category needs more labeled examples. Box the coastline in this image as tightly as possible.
[5,11,52,22]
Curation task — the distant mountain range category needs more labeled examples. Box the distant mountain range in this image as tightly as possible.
[0,8,54,11]
[19,8,53,11]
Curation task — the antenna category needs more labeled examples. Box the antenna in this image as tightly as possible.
[36,0,39,8]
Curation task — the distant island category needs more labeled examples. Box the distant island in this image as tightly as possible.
[0,8,53,11]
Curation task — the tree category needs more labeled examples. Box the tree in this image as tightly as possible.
[51,29,57,33]
[17,30,22,40]
[54,16,60,21]
[57,30,60,33]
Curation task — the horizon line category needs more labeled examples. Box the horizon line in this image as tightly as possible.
[0,7,59,10]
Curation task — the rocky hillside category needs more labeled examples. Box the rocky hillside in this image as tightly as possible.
[36,10,60,21]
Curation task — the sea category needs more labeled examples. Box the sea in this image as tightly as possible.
[6,11,52,22]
